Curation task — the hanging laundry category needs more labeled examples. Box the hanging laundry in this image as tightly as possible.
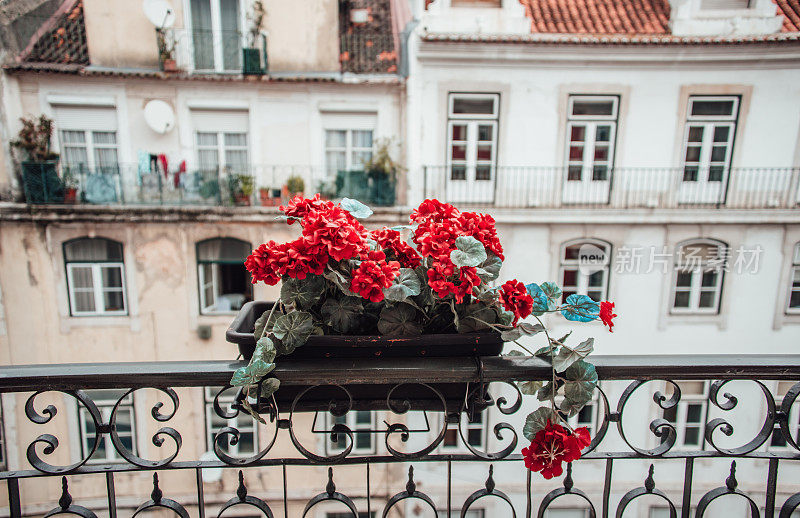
[174,160,186,188]
[158,154,169,180]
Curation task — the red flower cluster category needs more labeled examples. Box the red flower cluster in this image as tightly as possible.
[350,251,400,302]
[279,194,331,223]
[411,199,504,304]
[599,301,617,332]
[522,421,591,479]
[498,280,533,325]
[372,228,421,269]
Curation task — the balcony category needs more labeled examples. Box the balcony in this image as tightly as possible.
[424,166,800,210]
[0,355,798,516]
[157,28,267,75]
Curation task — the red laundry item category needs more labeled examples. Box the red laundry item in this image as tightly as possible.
[158,154,169,179]
[174,160,186,188]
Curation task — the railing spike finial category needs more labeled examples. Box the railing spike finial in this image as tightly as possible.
[406,465,416,494]
[58,476,72,510]
[485,465,495,493]
[726,461,738,491]
[645,464,655,493]
[563,463,574,493]
[151,473,163,504]
[326,467,336,496]
[237,470,247,501]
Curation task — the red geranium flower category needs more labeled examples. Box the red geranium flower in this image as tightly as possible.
[427,259,457,299]
[457,211,504,260]
[522,421,591,479]
[350,257,400,303]
[280,194,333,222]
[498,280,533,325]
[454,266,482,303]
[244,241,285,286]
[372,228,422,269]
[301,204,369,262]
[278,239,327,280]
[599,301,617,332]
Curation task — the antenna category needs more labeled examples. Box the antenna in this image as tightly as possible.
[143,0,175,28]
[143,100,176,134]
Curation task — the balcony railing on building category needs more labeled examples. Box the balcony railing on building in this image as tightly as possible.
[0,355,798,516]
[157,28,268,75]
[425,165,800,209]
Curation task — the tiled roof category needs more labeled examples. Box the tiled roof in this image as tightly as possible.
[517,0,800,34]
[21,0,89,65]
[339,0,400,74]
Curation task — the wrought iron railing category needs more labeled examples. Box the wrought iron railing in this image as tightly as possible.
[0,355,798,516]
[424,166,800,209]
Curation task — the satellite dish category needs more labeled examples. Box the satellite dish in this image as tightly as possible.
[143,100,175,134]
[199,451,222,483]
[143,0,175,28]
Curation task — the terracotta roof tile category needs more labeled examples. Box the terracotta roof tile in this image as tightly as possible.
[22,0,89,65]
[518,0,800,35]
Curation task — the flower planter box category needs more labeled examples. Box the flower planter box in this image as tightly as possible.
[227,300,504,361]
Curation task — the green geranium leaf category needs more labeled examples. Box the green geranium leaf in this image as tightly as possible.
[560,397,586,418]
[500,327,523,342]
[505,349,526,357]
[518,380,544,395]
[519,322,545,336]
[377,304,423,336]
[321,297,363,333]
[230,359,275,387]
[240,399,266,425]
[540,282,562,308]
[272,311,314,355]
[323,269,354,296]
[457,303,497,333]
[533,345,552,356]
[253,306,280,341]
[497,308,515,326]
[383,268,422,302]
[280,276,326,309]
[563,360,598,405]
[475,253,502,282]
[477,288,498,304]
[552,338,594,373]
[390,225,414,231]
[526,283,550,316]
[340,198,373,219]
[561,294,600,322]
[450,236,487,268]
[253,337,278,364]
[537,381,558,401]
[259,378,281,399]
[523,407,558,441]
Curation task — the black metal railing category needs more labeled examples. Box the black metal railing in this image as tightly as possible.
[424,166,800,209]
[0,355,798,516]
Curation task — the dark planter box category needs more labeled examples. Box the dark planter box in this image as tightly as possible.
[227,300,504,361]
[21,161,64,204]
[242,47,264,75]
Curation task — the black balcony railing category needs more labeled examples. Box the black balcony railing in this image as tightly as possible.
[0,355,798,516]
[424,166,800,209]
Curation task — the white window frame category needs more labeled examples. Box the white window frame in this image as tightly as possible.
[681,96,739,184]
[670,240,727,315]
[767,381,800,451]
[564,95,618,183]
[661,381,708,449]
[559,239,611,303]
[78,390,136,464]
[446,93,500,186]
[325,411,376,455]
[204,387,258,458]
[448,93,500,120]
[66,262,128,317]
[324,128,374,173]
[196,131,249,174]
[186,0,244,72]
[441,411,486,451]
[60,129,119,171]
[787,243,800,314]
[196,238,252,316]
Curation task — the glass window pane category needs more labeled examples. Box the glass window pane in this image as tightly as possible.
[355,411,371,425]
[710,146,727,162]
[475,166,491,181]
[452,125,467,141]
[588,271,604,287]
[569,146,583,161]
[676,272,693,287]
[567,165,582,181]
[220,0,241,70]
[570,126,585,142]
[673,291,690,308]
[71,266,94,288]
[103,291,125,312]
[352,130,373,148]
[698,291,716,308]
[197,238,251,262]
[564,245,580,261]
[577,404,593,425]
[450,166,466,180]
[708,166,725,182]
[477,144,492,160]
[686,404,702,422]
[587,290,603,302]
[684,427,700,445]
[683,166,699,182]
[663,406,677,422]
[451,145,467,160]
[224,133,247,147]
[691,99,735,117]
[572,100,614,116]
[790,290,800,309]
[65,239,123,261]
[237,431,255,453]
[713,126,730,142]
[452,97,495,115]
[595,125,611,142]
[224,150,248,172]
[687,126,704,142]
[592,165,608,181]
[62,130,86,144]
[326,151,346,172]
[771,426,787,447]
[325,130,346,148]
[477,125,493,141]
[198,150,219,170]
[355,432,371,450]
[685,146,701,163]
[467,428,482,446]
[92,131,117,145]
[115,409,133,433]
[197,132,218,147]
[101,266,123,288]
[701,271,717,287]
[594,146,609,161]
[562,269,577,287]
[352,151,372,169]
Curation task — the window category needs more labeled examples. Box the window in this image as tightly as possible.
[64,238,127,316]
[769,381,800,449]
[197,132,249,174]
[681,96,738,184]
[442,411,485,450]
[560,239,611,303]
[567,386,599,436]
[54,105,120,175]
[671,240,727,314]
[78,389,135,463]
[327,411,375,454]
[197,238,252,314]
[662,381,708,448]
[189,0,241,71]
[325,129,373,174]
[447,93,499,184]
[205,387,258,458]
[787,243,800,313]
[565,96,618,182]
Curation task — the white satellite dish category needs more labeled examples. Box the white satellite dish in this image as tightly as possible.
[143,0,175,28]
[143,100,175,134]
[199,451,223,483]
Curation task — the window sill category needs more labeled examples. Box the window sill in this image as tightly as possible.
[60,315,136,332]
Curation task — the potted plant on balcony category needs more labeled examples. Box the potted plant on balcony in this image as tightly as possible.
[10,115,63,203]
[259,187,281,206]
[62,169,79,204]
[156,28,179,73]
[227,196,617,479]
[229,173,255,206]
[242,1,266,75]
[282,175,304,200]
[364,138,400,206]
